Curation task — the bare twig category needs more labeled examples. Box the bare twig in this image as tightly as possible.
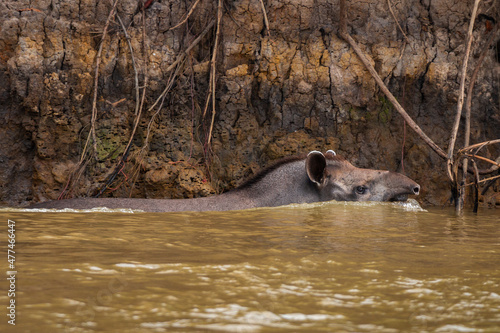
[460,22,500,207]
[168,0,202,31]
[463,22,499,148]
[121,7,149,161]
[188,58,197,160]
[150,20,215,113]
[466,174,500,186]
[97,4,149,197]
[125,59,185,195]
[476,156,500,175]
[58,0,120,199]
[400,76,408,173]
[259,0,271,36]
[167,20,215,72]
[60,159,91,199]
[338,0,447,159]
[459,139,500,154]
[472,159,480,212]
[387,0,410,44]
[143,58,186,154]
[447,0,481,182]
[454,142,500,179]
[207,0,223,146]
[462,153,500,168]
[138,19,216,159]
[116,14,141,116]
[462,23,499,161]
[88,0,120,158]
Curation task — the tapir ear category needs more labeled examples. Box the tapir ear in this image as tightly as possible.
[306,151,326,184]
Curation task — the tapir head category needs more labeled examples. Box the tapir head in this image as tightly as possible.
[306,150,420,202]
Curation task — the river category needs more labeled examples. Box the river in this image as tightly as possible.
[1,200,499,332]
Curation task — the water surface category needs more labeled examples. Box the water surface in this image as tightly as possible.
[1,201,499,332]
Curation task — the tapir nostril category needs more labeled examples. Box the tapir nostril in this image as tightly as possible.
[413,186,420,195]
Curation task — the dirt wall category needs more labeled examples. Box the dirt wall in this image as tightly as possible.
[0,0,499,207]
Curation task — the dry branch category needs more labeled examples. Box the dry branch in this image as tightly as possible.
[259,0,271,36]
[206,0,223,146]
[338,0,500,212]
[338,0,447,159]
[168,0,202,31]
[466,174,500,186]
[452,0,481,211]
[116,14,141,116]
[459,139,500,154]
[463,154,500,168]
[140,19,216,157]
[88,0,120,158]
[458,21,500,208]
[150,20,215,113]
[471,159,480,212]
[58,0,120,199]
[447,0,481,182]
[120,8,149,162]
[387,0,409,44]
[97,4,149,197]
[462,22,499,164]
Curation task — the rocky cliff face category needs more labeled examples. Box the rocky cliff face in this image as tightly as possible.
[1,0,499,207]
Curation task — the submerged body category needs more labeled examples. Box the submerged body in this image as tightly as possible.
[31,151,420,212]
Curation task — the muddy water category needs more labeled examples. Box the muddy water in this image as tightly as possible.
[1,201,499,332]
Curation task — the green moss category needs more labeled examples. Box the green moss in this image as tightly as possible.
[378,96,393,124]
[95,131,123,161]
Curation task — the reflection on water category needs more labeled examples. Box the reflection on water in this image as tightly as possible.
[1,200,499,332]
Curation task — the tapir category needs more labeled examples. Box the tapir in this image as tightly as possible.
[31,150,420,212]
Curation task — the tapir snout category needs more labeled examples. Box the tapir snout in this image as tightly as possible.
[379,171,420,202]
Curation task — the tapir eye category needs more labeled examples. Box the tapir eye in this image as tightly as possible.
[355,186,367,195]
